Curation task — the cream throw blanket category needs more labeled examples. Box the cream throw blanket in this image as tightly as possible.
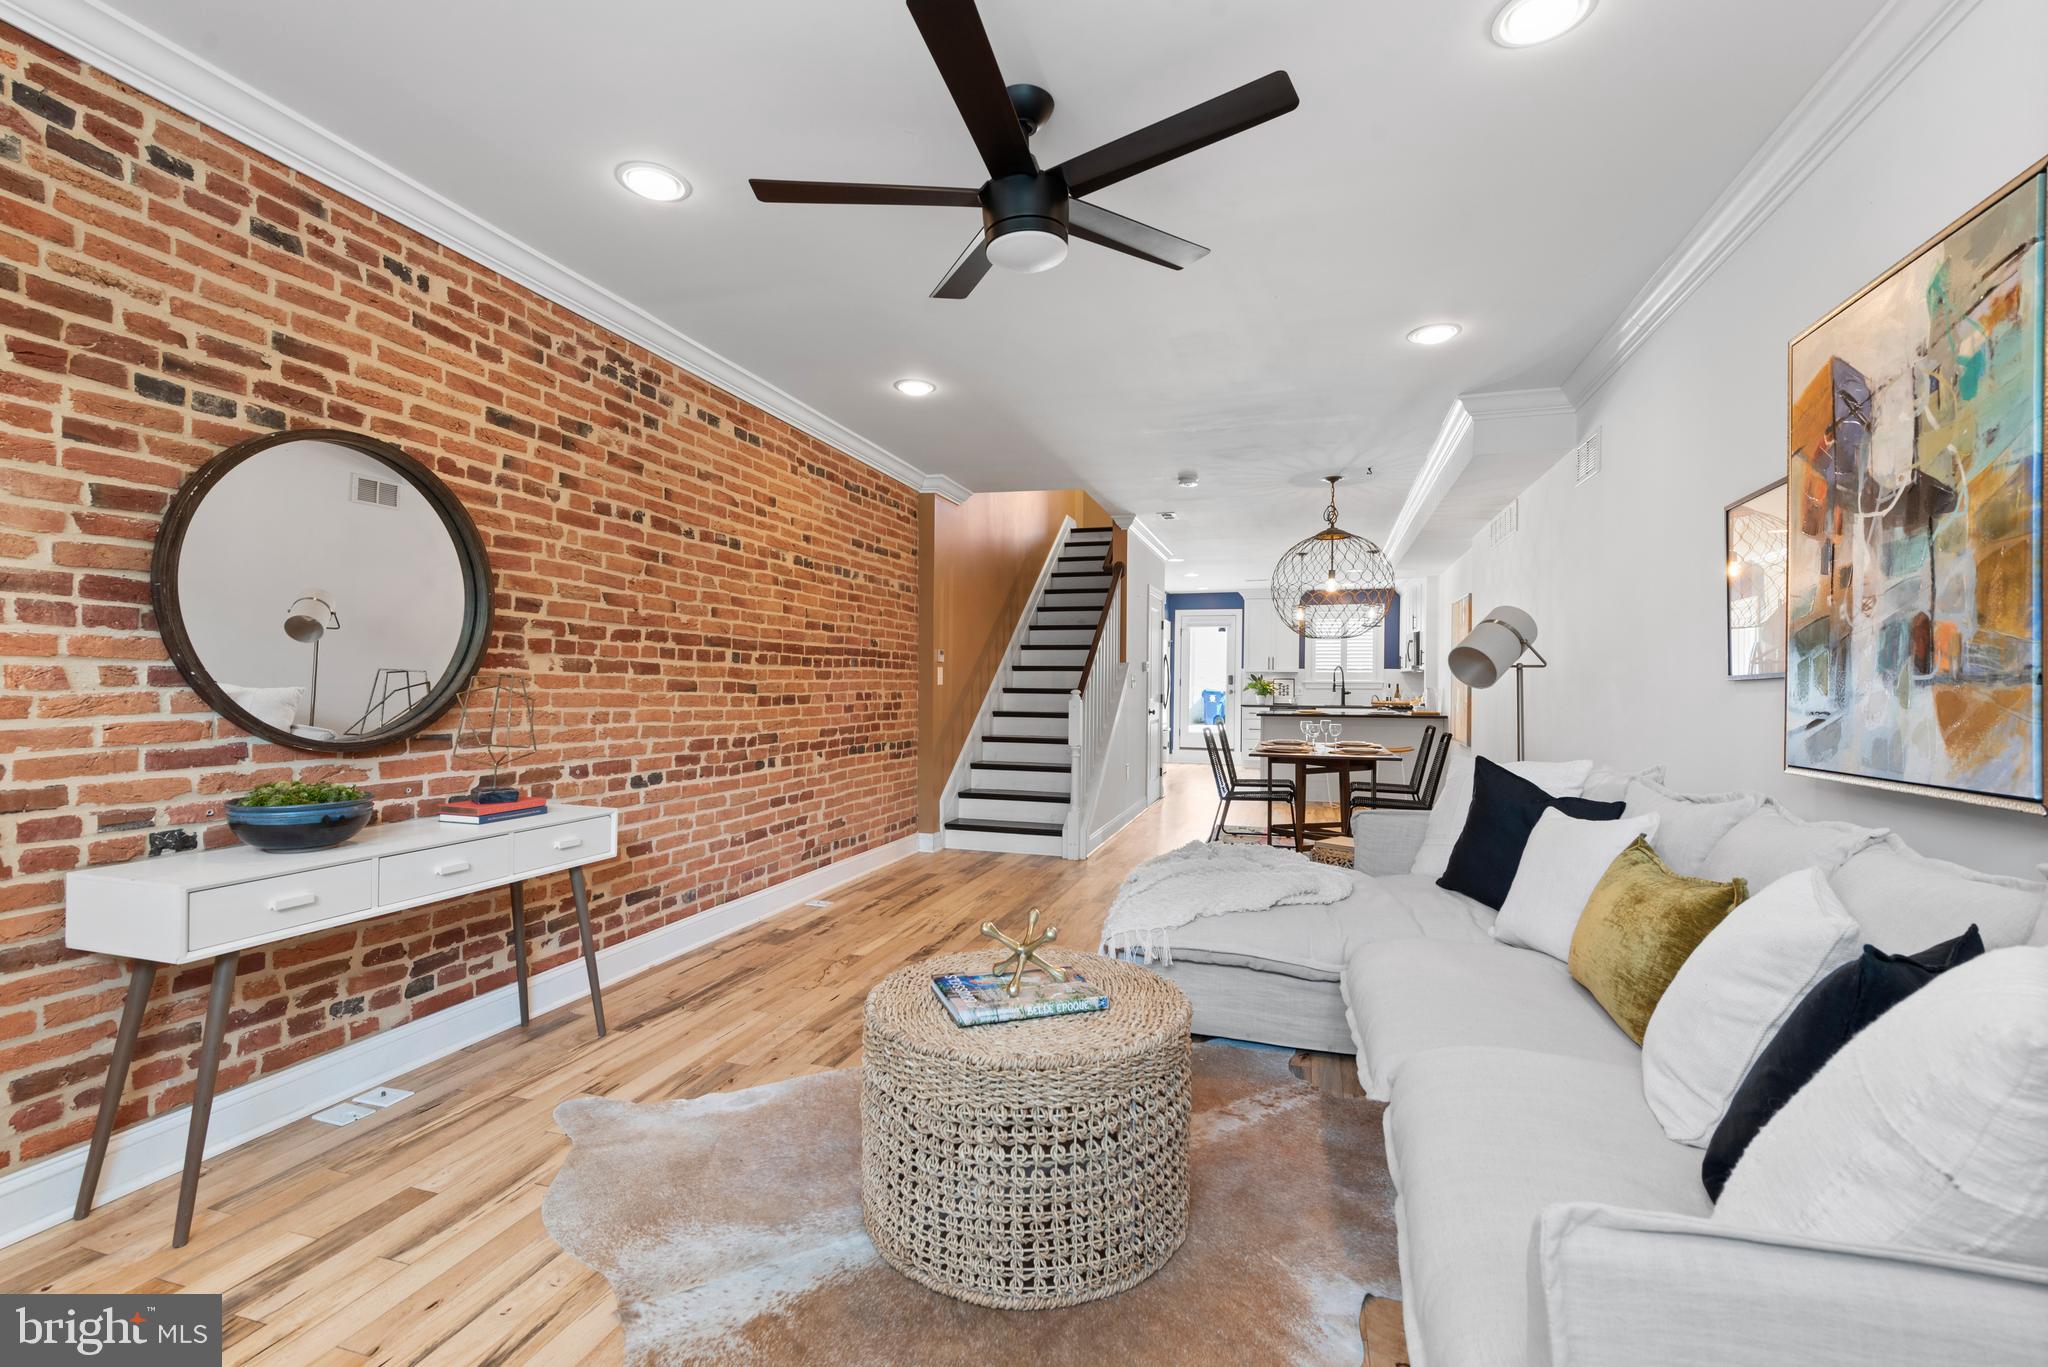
[1098,839,1354,965]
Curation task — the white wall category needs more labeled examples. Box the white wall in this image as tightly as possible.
[1439,0,2048,877]
[1086,537,1168,842]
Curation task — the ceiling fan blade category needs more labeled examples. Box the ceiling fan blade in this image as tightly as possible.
[1068,200,1209,270]
[906,0,1034,179]
[1056,70,1299,198]
[750,179,982,208]
[931,232,992,300]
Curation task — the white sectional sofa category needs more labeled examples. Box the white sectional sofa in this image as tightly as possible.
[1144,753,2048,1366]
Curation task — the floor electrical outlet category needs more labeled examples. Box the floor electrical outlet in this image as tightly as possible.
[311,1102,376,1126]
[351,1087,413,1108]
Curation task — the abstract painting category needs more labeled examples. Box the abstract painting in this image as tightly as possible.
[1786,165,2045,810]
[1726,480,1787,680]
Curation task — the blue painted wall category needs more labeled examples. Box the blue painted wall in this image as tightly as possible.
[1165,593,1244,753]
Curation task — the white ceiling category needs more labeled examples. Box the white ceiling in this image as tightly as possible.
[96,0,1884,586]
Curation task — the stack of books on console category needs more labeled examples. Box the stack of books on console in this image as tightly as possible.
[439,795,550,825]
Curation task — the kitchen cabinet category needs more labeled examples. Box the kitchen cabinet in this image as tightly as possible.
[1242,595,1302,674]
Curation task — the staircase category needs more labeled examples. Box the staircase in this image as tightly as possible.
[943,524,1118,855]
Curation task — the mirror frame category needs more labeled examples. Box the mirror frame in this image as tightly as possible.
[150,428,494,754]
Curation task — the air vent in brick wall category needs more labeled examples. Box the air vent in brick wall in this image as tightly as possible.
[1488,498,1519,548]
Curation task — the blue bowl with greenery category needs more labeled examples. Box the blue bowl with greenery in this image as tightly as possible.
[227,781,374,852]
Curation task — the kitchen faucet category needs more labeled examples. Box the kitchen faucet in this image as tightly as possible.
[1333,664,1349,709]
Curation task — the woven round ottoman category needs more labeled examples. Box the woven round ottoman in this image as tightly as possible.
[860,947,1192,1309]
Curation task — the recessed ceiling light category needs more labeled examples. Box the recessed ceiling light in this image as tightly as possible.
[1491,0,1596,48]
[1176,471,1200,488]
[1184,571,1201,579]
[892,377,937,397]
[615,161,691,202]
[1407,322,1462,346]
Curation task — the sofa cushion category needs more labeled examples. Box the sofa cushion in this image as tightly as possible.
[1581,762,1665,804]
[1716,948,2048,1266]
[1619,778,1762,876]
[1702,925,1985,1201]
[1640,869,1862,1148]
[1387,1047,1711,1367]
[1163,869,1492,981]
[1411,747,1591,881]
[1342,938,1638,1098]
[1495,807,1662,961]
[1697,802,1886,887]
[1829,836,2046,951]
[1440,757,1625,911]
[1569,838,1748,1044]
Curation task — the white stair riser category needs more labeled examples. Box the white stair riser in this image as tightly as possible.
[1035,598,1104,618]
[991,713,1070,739]
[957,796,1071,823]
[1048,575,1112,592]
[1065,532,1112,546]
[1012,669,1080,690]
[999,690,1068,710]
[1019,646,1088,668]
[972,765,1071,794]
[981,738,1070,765]
[1033,611,1097,629]
[944,827,1067,856]
[1027,628,1094,647]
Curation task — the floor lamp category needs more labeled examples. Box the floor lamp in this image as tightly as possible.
[1447,605,1546,760]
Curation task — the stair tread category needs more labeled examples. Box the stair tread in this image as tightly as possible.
[982,734,1065,744]
[993,709,1066,717]
[958,787,1069,803]
[945,818,1065,836]
[969,759,1072,773]
[1003,687,1071,695]
[1012,665,1078,672]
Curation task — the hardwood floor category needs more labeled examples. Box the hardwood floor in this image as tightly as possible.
[0,765,1396,1363]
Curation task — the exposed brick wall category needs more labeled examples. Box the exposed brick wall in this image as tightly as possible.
[0,25,918,1172]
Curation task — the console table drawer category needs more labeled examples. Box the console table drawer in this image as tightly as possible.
[189,861,376,951]
[511,817,614,873]
[379,836,510,905]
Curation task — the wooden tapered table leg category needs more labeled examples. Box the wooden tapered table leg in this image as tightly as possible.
[74,960,156,1221]
[172,950,238,1249]
[569,866,607,1037]
[509,882,531,1027]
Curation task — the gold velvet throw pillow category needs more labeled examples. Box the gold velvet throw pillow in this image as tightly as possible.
[1569,837,1748,1044]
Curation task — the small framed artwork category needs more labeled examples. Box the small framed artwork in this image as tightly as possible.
[1269,675,1296,703]
[1725,479,1787,680]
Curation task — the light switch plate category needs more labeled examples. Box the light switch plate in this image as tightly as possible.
[311,1102,376,1126]
[351,1087,413,1108]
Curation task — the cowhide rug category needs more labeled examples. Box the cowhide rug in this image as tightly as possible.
[543,1043,1398,1365]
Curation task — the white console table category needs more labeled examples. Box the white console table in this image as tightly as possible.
[64,802,618,1246]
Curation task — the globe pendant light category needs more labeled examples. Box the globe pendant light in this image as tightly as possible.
[1270,474,1397,639]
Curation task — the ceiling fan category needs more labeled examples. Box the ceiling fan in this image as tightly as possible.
[750,0,1299,299]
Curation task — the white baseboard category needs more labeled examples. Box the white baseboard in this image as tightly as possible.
[1086,794,1151,854]
[0,835,922,1250]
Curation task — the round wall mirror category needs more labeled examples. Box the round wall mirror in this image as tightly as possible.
[152,429,493,753]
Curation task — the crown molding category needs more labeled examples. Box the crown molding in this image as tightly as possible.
[1456,387,1576,421]
[0,0,954,499]
[918,472,974,505]
[1113,514,1175,563]
[1562,0,1983,405]
[1384,400,1476,567]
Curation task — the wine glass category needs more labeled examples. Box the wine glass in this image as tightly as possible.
[1327,722,1344,747]
[1298,720,1313,745]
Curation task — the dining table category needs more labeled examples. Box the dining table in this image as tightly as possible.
[1251,740,1415,852]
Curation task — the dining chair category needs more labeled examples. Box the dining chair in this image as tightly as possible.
[1349,728,1452,812]
[1203,726,1296,843]
[1346,725,1436,809]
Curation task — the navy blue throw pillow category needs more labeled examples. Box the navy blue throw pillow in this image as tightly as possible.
[1701,924,1985,1200]
[1436,756,1624,911]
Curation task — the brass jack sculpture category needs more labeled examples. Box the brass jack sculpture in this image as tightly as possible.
[981,908,1066,997]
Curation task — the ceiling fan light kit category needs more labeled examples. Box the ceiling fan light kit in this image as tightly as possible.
[749,0,1298,299]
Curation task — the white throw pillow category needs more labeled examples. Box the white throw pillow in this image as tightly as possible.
[1494,807,1661,961]
[1696,802,1886,888]
[1410,749,1591,881]
[221,682,305,731]
[1582,763,1665,804]
[1641,869,1862,1146]
[1716,947,2048,1266]
[1620,779,1761,877]
[1830,836,2046,951]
